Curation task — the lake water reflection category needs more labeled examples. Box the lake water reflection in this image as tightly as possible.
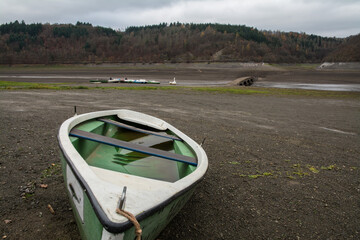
[254,82,360,92]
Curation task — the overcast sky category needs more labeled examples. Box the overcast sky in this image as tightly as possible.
[1,0,359,38]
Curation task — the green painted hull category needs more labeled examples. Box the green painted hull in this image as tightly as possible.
[61,155,196,240]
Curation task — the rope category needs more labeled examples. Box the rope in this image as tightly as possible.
[116,208,142,240]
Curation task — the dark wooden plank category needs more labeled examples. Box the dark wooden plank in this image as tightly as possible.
[98,118,182,141]
[69,129,197,166]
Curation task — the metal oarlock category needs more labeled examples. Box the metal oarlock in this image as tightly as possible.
[118,186,127,210]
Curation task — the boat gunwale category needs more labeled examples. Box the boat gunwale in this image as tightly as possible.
[58,109,208,234]
[98,117,182,141]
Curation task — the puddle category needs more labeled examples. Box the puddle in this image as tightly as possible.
[0,75,94,79]
[254,82,360,92]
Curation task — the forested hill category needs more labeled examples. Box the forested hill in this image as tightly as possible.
[324,34,360,62]
[0,20,357,64]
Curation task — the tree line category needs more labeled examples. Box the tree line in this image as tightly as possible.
[0,21,353,64]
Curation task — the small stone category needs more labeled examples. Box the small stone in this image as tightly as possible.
[4,219,11,224]
[47,204,55,215]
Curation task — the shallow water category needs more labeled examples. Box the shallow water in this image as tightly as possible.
[254,82,360,92]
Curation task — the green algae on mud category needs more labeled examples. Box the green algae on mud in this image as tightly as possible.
[0,81,87,90]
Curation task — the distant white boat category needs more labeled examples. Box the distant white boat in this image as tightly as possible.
[108,78,120,83]
[120,79,160,84]
[89,78,120,83]
[169,77,176,85]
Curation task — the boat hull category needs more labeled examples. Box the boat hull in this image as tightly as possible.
[61,154,198,240]
[58,110,208,240]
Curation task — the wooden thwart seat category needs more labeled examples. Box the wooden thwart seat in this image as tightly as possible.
[69,129,197,166]
[98,118,182,141]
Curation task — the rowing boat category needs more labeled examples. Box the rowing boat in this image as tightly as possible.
[120,79,160,84]
[58,109,208,240]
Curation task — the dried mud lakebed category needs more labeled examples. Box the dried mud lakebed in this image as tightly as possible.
[0,66,360,239]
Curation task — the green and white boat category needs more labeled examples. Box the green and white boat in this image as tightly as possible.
[58,109,208,240]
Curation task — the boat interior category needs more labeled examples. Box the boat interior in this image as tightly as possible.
[69,115,197,183]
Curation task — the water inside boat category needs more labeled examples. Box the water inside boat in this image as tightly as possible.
[70,115,197,182]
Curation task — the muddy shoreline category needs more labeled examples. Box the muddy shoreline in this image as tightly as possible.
[1,63,360,85]
[1,65,360,239]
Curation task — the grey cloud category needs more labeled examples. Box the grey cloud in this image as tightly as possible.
[0,0,359,37]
